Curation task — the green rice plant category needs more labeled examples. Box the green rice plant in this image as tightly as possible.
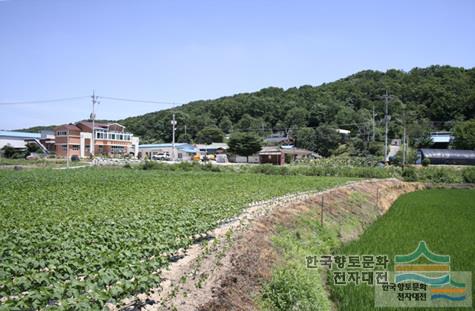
[329,189,475,311]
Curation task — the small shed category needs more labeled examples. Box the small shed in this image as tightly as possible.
[430,132,453,149]
[195,143,229,155]
[259,146,285,165]
[282,147,319,162]
[417,149,475,165]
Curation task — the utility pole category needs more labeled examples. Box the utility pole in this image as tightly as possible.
[67,128,70,168]
[90,91,99,157]
[381,90,393,164]
[372,104,376,142]
[402,110,407,166]
[171,113,177,161]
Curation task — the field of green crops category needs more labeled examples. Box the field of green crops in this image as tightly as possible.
[0,168,352,310]
[330,189,475,311]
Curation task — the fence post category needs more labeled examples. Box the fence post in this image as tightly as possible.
[376,187,379,208]
[321,195,324,226]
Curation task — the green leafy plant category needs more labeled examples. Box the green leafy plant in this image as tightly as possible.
[0,168,351,309]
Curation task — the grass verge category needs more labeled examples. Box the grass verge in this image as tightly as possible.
[330,189,475,311]
[260,189,475,311]
[258,209,341,311]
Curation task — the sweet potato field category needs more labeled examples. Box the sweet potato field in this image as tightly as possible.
[0,168,351,309]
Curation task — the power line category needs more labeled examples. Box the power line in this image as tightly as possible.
[0,96,89,106]
[98,96,182,106]
[0,95,184,106]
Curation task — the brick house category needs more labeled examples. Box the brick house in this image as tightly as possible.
[54,121,139,158]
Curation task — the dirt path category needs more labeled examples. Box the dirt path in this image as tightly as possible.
[114,179,426,311]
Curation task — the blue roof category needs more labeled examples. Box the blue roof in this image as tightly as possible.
[139,143,187,148]
[0,131,41,139]
[181,147,198,153]
[280,145,295,149]
[431,135,452,143]
[139,143,198,153]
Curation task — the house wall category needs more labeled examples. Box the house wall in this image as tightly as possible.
[139,146,193,161]
[55,132,81,158]
[229,154,260,163]
[54,125,138,159]
[0,137,27,149]
[259,154,284,165]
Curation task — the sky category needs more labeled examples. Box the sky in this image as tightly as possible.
[1,0,474,130]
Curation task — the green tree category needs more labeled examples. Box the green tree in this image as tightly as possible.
[1,145,19,158]
[195,127,224,144]
[294,128,316,151]
[453,119,475,149]
[219,116,233,133]
[110,66,475,146]
[228,132,262,162]
[314,125,341,157]
[177,133,192,144]
[414,132,433,148]
[236,114,259,132]
[284,107,308,131]
[349,137,365,156]
[26,142,42,154]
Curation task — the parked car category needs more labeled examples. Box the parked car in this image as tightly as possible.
[152,153,170,161]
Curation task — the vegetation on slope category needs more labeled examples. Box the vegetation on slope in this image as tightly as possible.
[16,66,475,158]
[120,65,475,156]
[260,188,475,311]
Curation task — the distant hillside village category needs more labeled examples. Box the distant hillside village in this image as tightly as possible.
[2,67,475,166]
[0,119,319,165]
[1,119,475,166]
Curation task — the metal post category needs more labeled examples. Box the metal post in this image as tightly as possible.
[372,103,376,142]
[90,91,98,157]
[384,90,389,164]
[171,113,177,161]
[67,128,70,168]
[402,110,407,166]
[321,195,324,226]
[376,187,379,208]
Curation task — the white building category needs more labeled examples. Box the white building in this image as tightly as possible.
[139,143,198,161]
[0,130,54,153]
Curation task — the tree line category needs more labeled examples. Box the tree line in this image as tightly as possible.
[19,65,474,158]
[120,65,474,156]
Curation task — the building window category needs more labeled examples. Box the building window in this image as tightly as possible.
[72,145,80,151]
[61,145,67,152]
[111,146,125,153]
[56,131,67,136]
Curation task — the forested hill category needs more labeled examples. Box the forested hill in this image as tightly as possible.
[120,65,475,145]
